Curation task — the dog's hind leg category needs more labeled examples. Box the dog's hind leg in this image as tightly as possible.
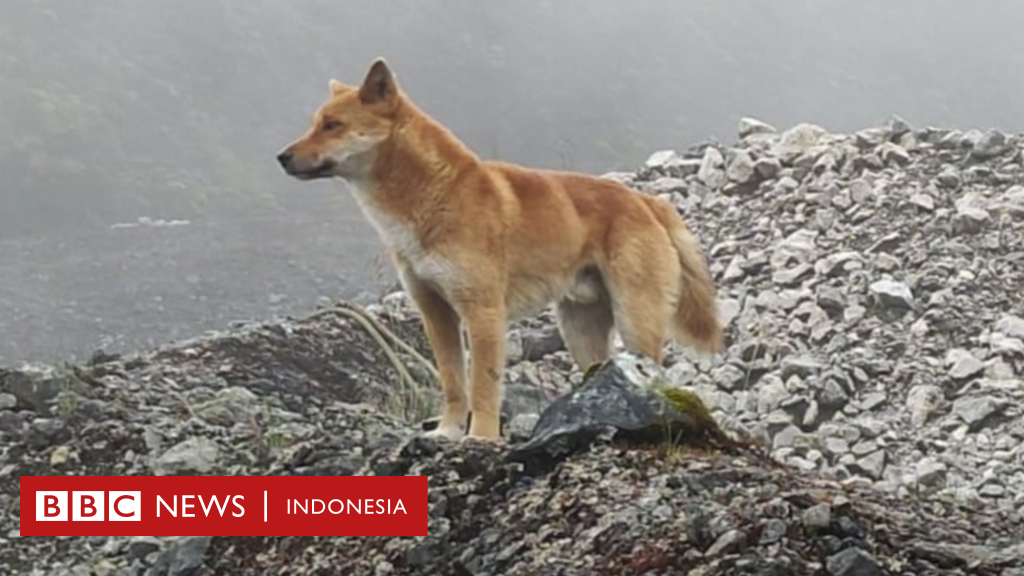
[556,269,615,370]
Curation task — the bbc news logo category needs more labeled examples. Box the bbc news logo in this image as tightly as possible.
[36,491,141,521]
[20,476,426,537]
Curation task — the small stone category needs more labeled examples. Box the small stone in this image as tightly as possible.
[644,150,684,171]
[977,480,1005,498]
[194,387,261,427]
[127,536,161,563]
[152,437,220,476]
[505,330,525,365]
[821,437,850,459]
[781,355,824,379]
[726,149,757,184]
[818,380,849,411]
[909,193,935,211]
[759,518,788,544]
[774,123,831,163]
[855,418,887,439]
[773,263,814,286]
[645,176,689,195]
[600,171,637,184]
[850,450,886,480]
[507,413,540,443]
[996,184,1024,218]
[936,167,962,189]
[879,142,910,165]
[815,251,864,277]
[520,325,565,361]
[888,115,911,138]
[816,286,846,312]
[0,393,15,410]
[855,128,888,148]
[954,206,989,234]
[970,129,1008,159]
[850,439,878,457]
[802,503,832,529]
[711,364,747,391]
[152,536,211,576]
[906,384,943,427]
[849,179,874,204]
[827,547,884,576]
[985,357,1016,380]
[912,457,947,487]
[995,314,1024,339]
[739,117,777,139]
[717,298,741,328]
[49,445,72,467]
[946,349,985,380]
[844,305,867,324]
[952,396,1007,432]
[859,393,887,412]
[868,280,914,309]
[27,418,69,448]
[705,528,745,556]
[666,361,699,386]
[723,257,746,282]
[781,396,812,424]
[698,147,726,189]
[755,157,782,179]
[774,425,803,449]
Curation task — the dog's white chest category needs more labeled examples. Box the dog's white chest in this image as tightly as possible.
[350,188,456,286]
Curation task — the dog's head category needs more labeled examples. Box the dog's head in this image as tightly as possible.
[277,58,401,181]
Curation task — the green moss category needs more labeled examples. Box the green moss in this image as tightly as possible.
[650,384,725,448]
[655,387,718,433]
[581,361,606,384]
[649,383,774,464]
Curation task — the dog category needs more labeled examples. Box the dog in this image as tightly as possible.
[277,58,723,442]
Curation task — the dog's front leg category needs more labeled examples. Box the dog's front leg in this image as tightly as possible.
[401,271,468,441]
[460,300,507,441]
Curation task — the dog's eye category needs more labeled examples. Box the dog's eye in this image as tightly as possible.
[322,119,344,131]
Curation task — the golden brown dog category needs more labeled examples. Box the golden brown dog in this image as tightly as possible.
[277,58,723,442]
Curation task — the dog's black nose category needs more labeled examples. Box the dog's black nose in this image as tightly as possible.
[276,150,294,167]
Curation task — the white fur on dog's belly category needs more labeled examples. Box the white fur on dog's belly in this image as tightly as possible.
[506,268,603,320]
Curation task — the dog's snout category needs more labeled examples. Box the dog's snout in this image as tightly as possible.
[276,150,294,168]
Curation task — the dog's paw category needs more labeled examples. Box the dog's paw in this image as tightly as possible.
[459,434,506,447]
[422,424,465,442]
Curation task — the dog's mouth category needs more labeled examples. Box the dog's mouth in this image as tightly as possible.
[286,160,338,181]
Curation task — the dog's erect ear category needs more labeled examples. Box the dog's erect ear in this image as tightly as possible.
[358,58,398,105]
[328,78,352,96]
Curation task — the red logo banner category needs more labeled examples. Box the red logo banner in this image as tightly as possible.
[20,476,427,537]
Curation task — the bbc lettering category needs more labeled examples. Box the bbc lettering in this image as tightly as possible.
[35,492,248,522]
[36,491,141,521]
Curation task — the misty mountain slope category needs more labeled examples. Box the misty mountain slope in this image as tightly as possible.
[5,0,1024,368]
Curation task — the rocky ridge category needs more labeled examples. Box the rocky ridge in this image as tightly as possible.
[621,118,1024,513]
[1,116,1024,574]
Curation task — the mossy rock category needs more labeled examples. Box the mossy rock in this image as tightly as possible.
[510,352,769,474]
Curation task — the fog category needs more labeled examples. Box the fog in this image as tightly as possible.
[2,0,1023,364]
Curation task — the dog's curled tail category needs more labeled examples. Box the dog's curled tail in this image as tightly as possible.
[646,196,724,355]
